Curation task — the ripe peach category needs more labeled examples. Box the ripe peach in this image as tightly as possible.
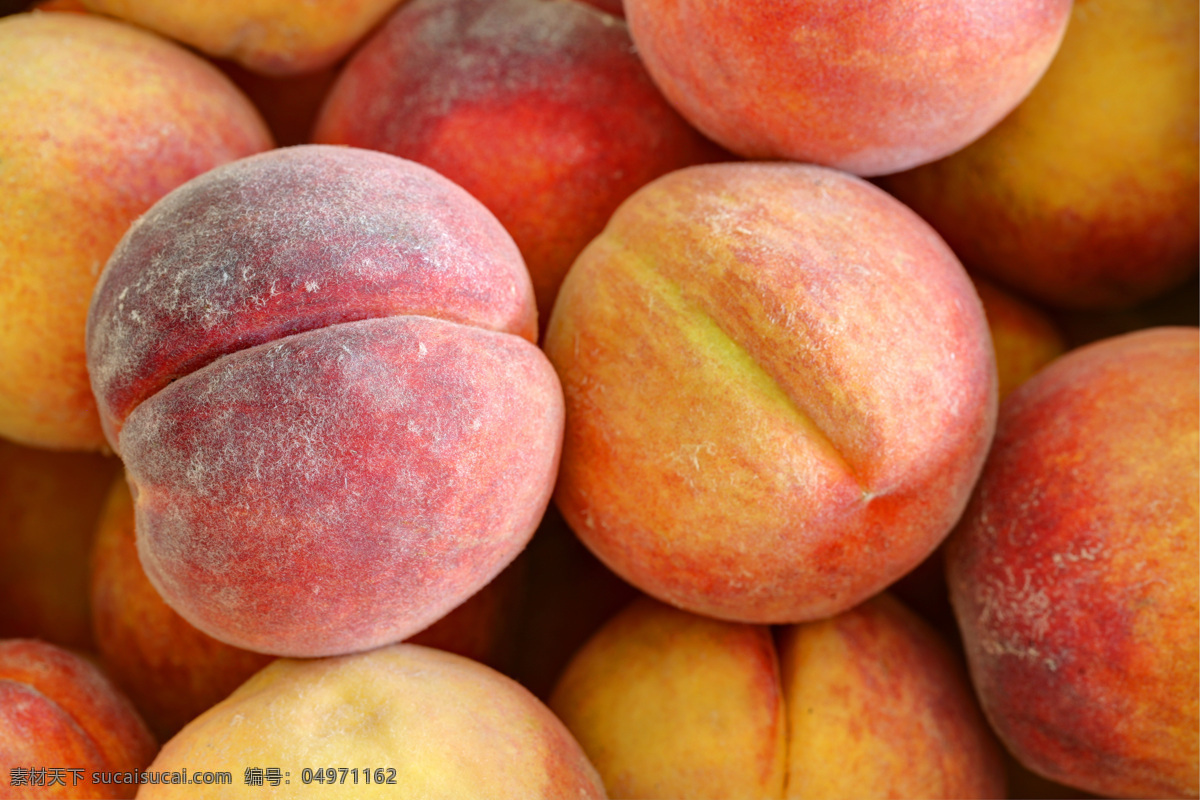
[0,11,272,451]
[881,0,1199,309]
[551,596,786,799]
[545,162,996,624]
[550,594,1005,799]
[0,639,157,800]
[623,0,1070,176]
[946,327,1199,798]
[140,644,605,799]
[0,439,120,649]
[86,145,563,658]
[91,471,530,740]
[312,0,726,332]
[76,0,403,75]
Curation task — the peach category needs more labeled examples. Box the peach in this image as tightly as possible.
[623,0,1070,176]
[86,145,563,658]
[880,0,1199,308]
[945,327,1199,798]
[544,162,996,624]
[312,0,726,333]
[140,644,605,799]
[0,12,272,451]
[0,439,120,650]
[76,0,403,75]
[550,594,1005,799]
[92,472,530,739]
[551,596,786,799]
[0,639,157,799]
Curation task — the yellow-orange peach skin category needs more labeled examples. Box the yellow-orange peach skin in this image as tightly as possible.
[0,12,272,451]
[550,595,1005,799]
[78,0,404,75]
[140,645,605,799]
[0,440,121,650]
[881,0,1199,308]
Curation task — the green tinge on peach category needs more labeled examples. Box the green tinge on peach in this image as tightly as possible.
[545,161,996,625]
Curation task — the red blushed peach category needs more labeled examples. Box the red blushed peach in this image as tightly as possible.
[140,645,605,799]
[623,0,1070,176]
[0,12,272,451]
[0,639,157,800]
[0,440,121,650]
[77,0,403,75]
[545,162,996,625]
[92,471,530,740]
[946,327,1199,798]
[550,594,1005,799]
[880,0,1198,309]
[86,146,563,658]
[312,0,726,333]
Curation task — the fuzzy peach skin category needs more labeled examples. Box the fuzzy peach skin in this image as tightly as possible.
[91,472,530,740]
[140,644,605,799]
[86,145,562,658]
[881,0,1199,309]
[0,439,120,650]
[77,0,403,75]
[312,0,726,334]
[0,639,157,800]
[623,0,1070,176]
[544,162,996,624]
[550,594,1004,799]
[945,327,1199,798]
[0,12,271,451]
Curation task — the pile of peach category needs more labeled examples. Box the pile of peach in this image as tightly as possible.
[0,0,1196,798]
